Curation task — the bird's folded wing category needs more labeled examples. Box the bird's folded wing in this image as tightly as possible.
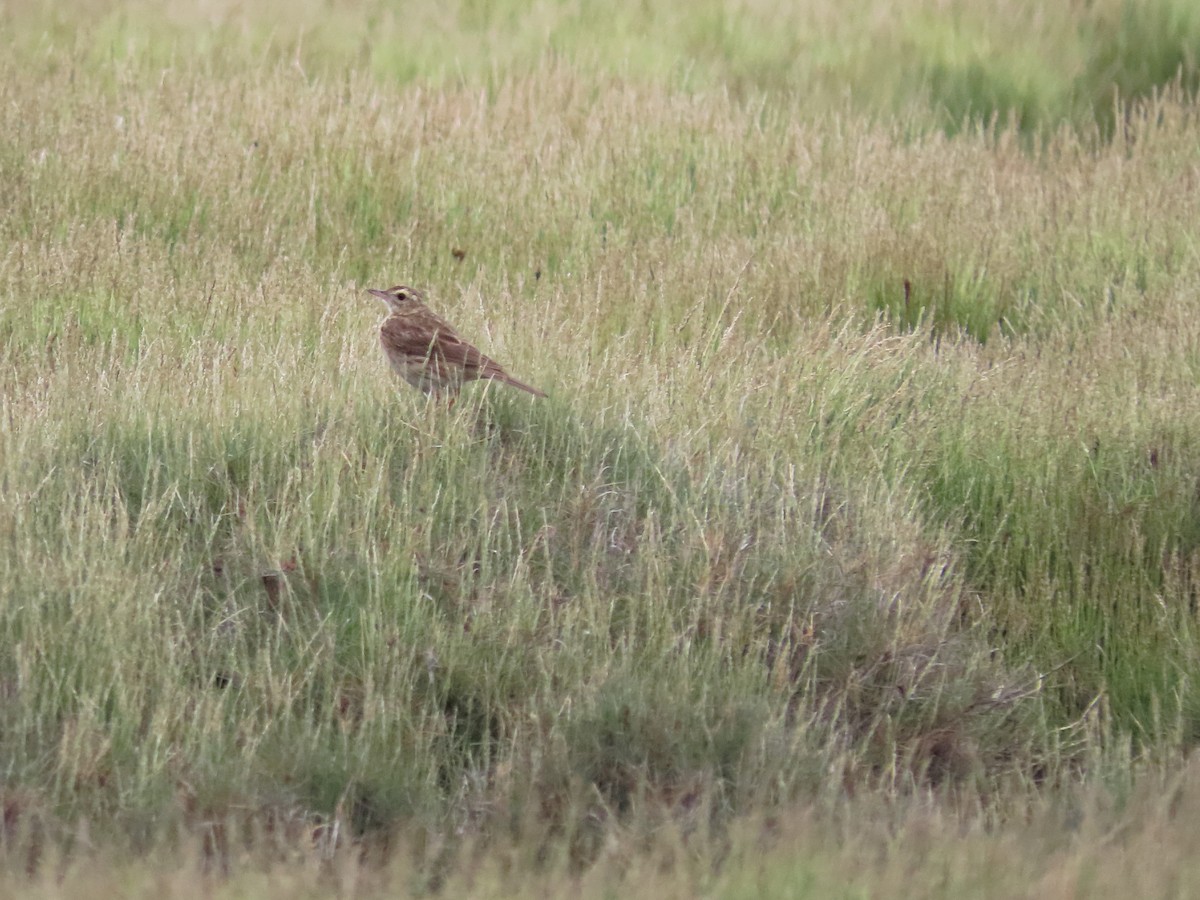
[440,336,509,378]
[381,318,506,378]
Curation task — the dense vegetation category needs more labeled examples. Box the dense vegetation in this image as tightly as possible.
[4,0,1200,895]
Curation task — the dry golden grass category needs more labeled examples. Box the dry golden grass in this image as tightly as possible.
[6,760,1200,898]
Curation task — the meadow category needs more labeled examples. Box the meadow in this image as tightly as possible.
[4,0,1200,895]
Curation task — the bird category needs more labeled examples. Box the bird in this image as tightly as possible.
[367,284,547,403]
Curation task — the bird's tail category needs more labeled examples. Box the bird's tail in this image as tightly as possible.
[494,373,547,398]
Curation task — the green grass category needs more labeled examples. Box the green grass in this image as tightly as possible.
[5,0,1200,894]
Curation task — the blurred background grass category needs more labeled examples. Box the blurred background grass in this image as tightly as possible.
[10,0,1200,136]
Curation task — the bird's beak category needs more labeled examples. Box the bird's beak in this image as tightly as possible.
[367,289,391,301]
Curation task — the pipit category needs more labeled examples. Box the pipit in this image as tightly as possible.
[368,284,547,402]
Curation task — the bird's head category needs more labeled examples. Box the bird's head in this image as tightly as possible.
[368,284,425,313]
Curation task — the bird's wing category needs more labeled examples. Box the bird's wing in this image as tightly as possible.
[381,317,506,380]
[380,315,446,359]
[436,333,510,379]
[442,339,546,395]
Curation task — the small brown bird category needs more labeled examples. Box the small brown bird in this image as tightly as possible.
[368,284,546,402]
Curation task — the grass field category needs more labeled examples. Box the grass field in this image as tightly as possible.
[5,0,1200,895]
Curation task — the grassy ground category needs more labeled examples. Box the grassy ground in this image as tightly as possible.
[5,0,1200,895]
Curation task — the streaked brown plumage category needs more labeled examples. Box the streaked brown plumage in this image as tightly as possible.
[368,284,546,402]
